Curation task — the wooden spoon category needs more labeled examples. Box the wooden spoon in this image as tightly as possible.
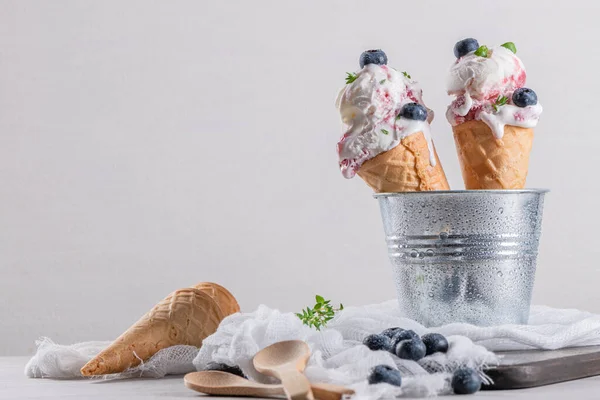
[184,371,355,400]
[253,340,315,400]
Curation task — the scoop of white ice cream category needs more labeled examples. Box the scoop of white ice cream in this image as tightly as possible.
[336,64,434,178]
[446,44,542,138]
[447,46,526,101]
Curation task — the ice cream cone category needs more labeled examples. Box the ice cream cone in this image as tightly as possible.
[193,282,240,316]
[453,120,534,189]
[357,131,450,193]
[81,284,237,376]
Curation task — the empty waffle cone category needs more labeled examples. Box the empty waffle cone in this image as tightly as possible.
[357,131,450,193]
[81,284,238,376]
[193,282,240,316]
[453,120,534,189]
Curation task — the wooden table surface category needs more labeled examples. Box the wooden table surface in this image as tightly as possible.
[4,356,600,399]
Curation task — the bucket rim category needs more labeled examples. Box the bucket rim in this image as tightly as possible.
[373,189,549,198]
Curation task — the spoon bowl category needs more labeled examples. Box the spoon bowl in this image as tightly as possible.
[184,371,283,397]
[184,370,354,400]
[253,340,314,400]
[253,340,312,372]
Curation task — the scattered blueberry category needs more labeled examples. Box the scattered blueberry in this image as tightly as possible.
[398,103,428,121]
[395,338,427,361]
[451,367,482,395]
[381,327,404,339]
[421,333,449,356]
[391,329,420,349]
[359,49,388,69]
[204,362,246,378]
[512,88,538,107]
[368,365,402,387]
[363,334,392,351]
[453,38,479,58]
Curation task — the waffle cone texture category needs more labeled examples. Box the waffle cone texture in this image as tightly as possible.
[453,120,534,189]
[80,282,240,376]
[357,131,450,193]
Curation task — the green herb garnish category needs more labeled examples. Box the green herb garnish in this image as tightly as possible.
[402,71,411,79]
[501,42,517,54]
[296,295,344,330]
[379,79,386,84]
[474,45,489,58]
[381,129,389,135]
[492,95,509,112]
[345,72,358,84]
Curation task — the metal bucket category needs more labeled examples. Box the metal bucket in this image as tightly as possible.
[375,190,547,327]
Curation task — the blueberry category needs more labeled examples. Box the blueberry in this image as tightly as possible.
[451,367,482,395]
[512,88,538,107]
[381,327,404,339]
[395,338,427,361]
[453,38,479,58]
[363,334,392,351]
[204,362,246,378]
[359,49,388,69]
[421,333,449,356]
[398,103,427,121]
[391,329,420,349]
[368,365,402,387]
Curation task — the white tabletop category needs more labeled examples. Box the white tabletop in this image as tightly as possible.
[4,356,600,400]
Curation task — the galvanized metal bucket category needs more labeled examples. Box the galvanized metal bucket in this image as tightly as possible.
[375,190,547,327]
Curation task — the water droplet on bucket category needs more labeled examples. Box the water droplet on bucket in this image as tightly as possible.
[410,250,418,258]
[426,249,434,257]
[439,232,449,240]
[497,271,503,277]
[499,207,504,214]
[418,252,426,259]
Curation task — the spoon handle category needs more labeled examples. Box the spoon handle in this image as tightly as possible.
[278,369,314,400]
[311,383,355,400]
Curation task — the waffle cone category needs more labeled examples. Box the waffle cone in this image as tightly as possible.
[81,283,238,376]
[193,282,240,316]
[357,131,450,192]
[453,120,534,189]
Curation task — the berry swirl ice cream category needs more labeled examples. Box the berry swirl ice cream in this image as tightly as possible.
[336,63,434,178]
[447,39,542,189]
[446,39,542,139]
[336,50,449,193]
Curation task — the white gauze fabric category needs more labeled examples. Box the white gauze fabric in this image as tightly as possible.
[25,337,199,380]
[194,302,497,398]
[26,301,600,397]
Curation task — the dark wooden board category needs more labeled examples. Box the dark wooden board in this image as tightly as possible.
[484,346,600,390]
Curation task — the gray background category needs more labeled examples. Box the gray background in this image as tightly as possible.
[1,1,598,356]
